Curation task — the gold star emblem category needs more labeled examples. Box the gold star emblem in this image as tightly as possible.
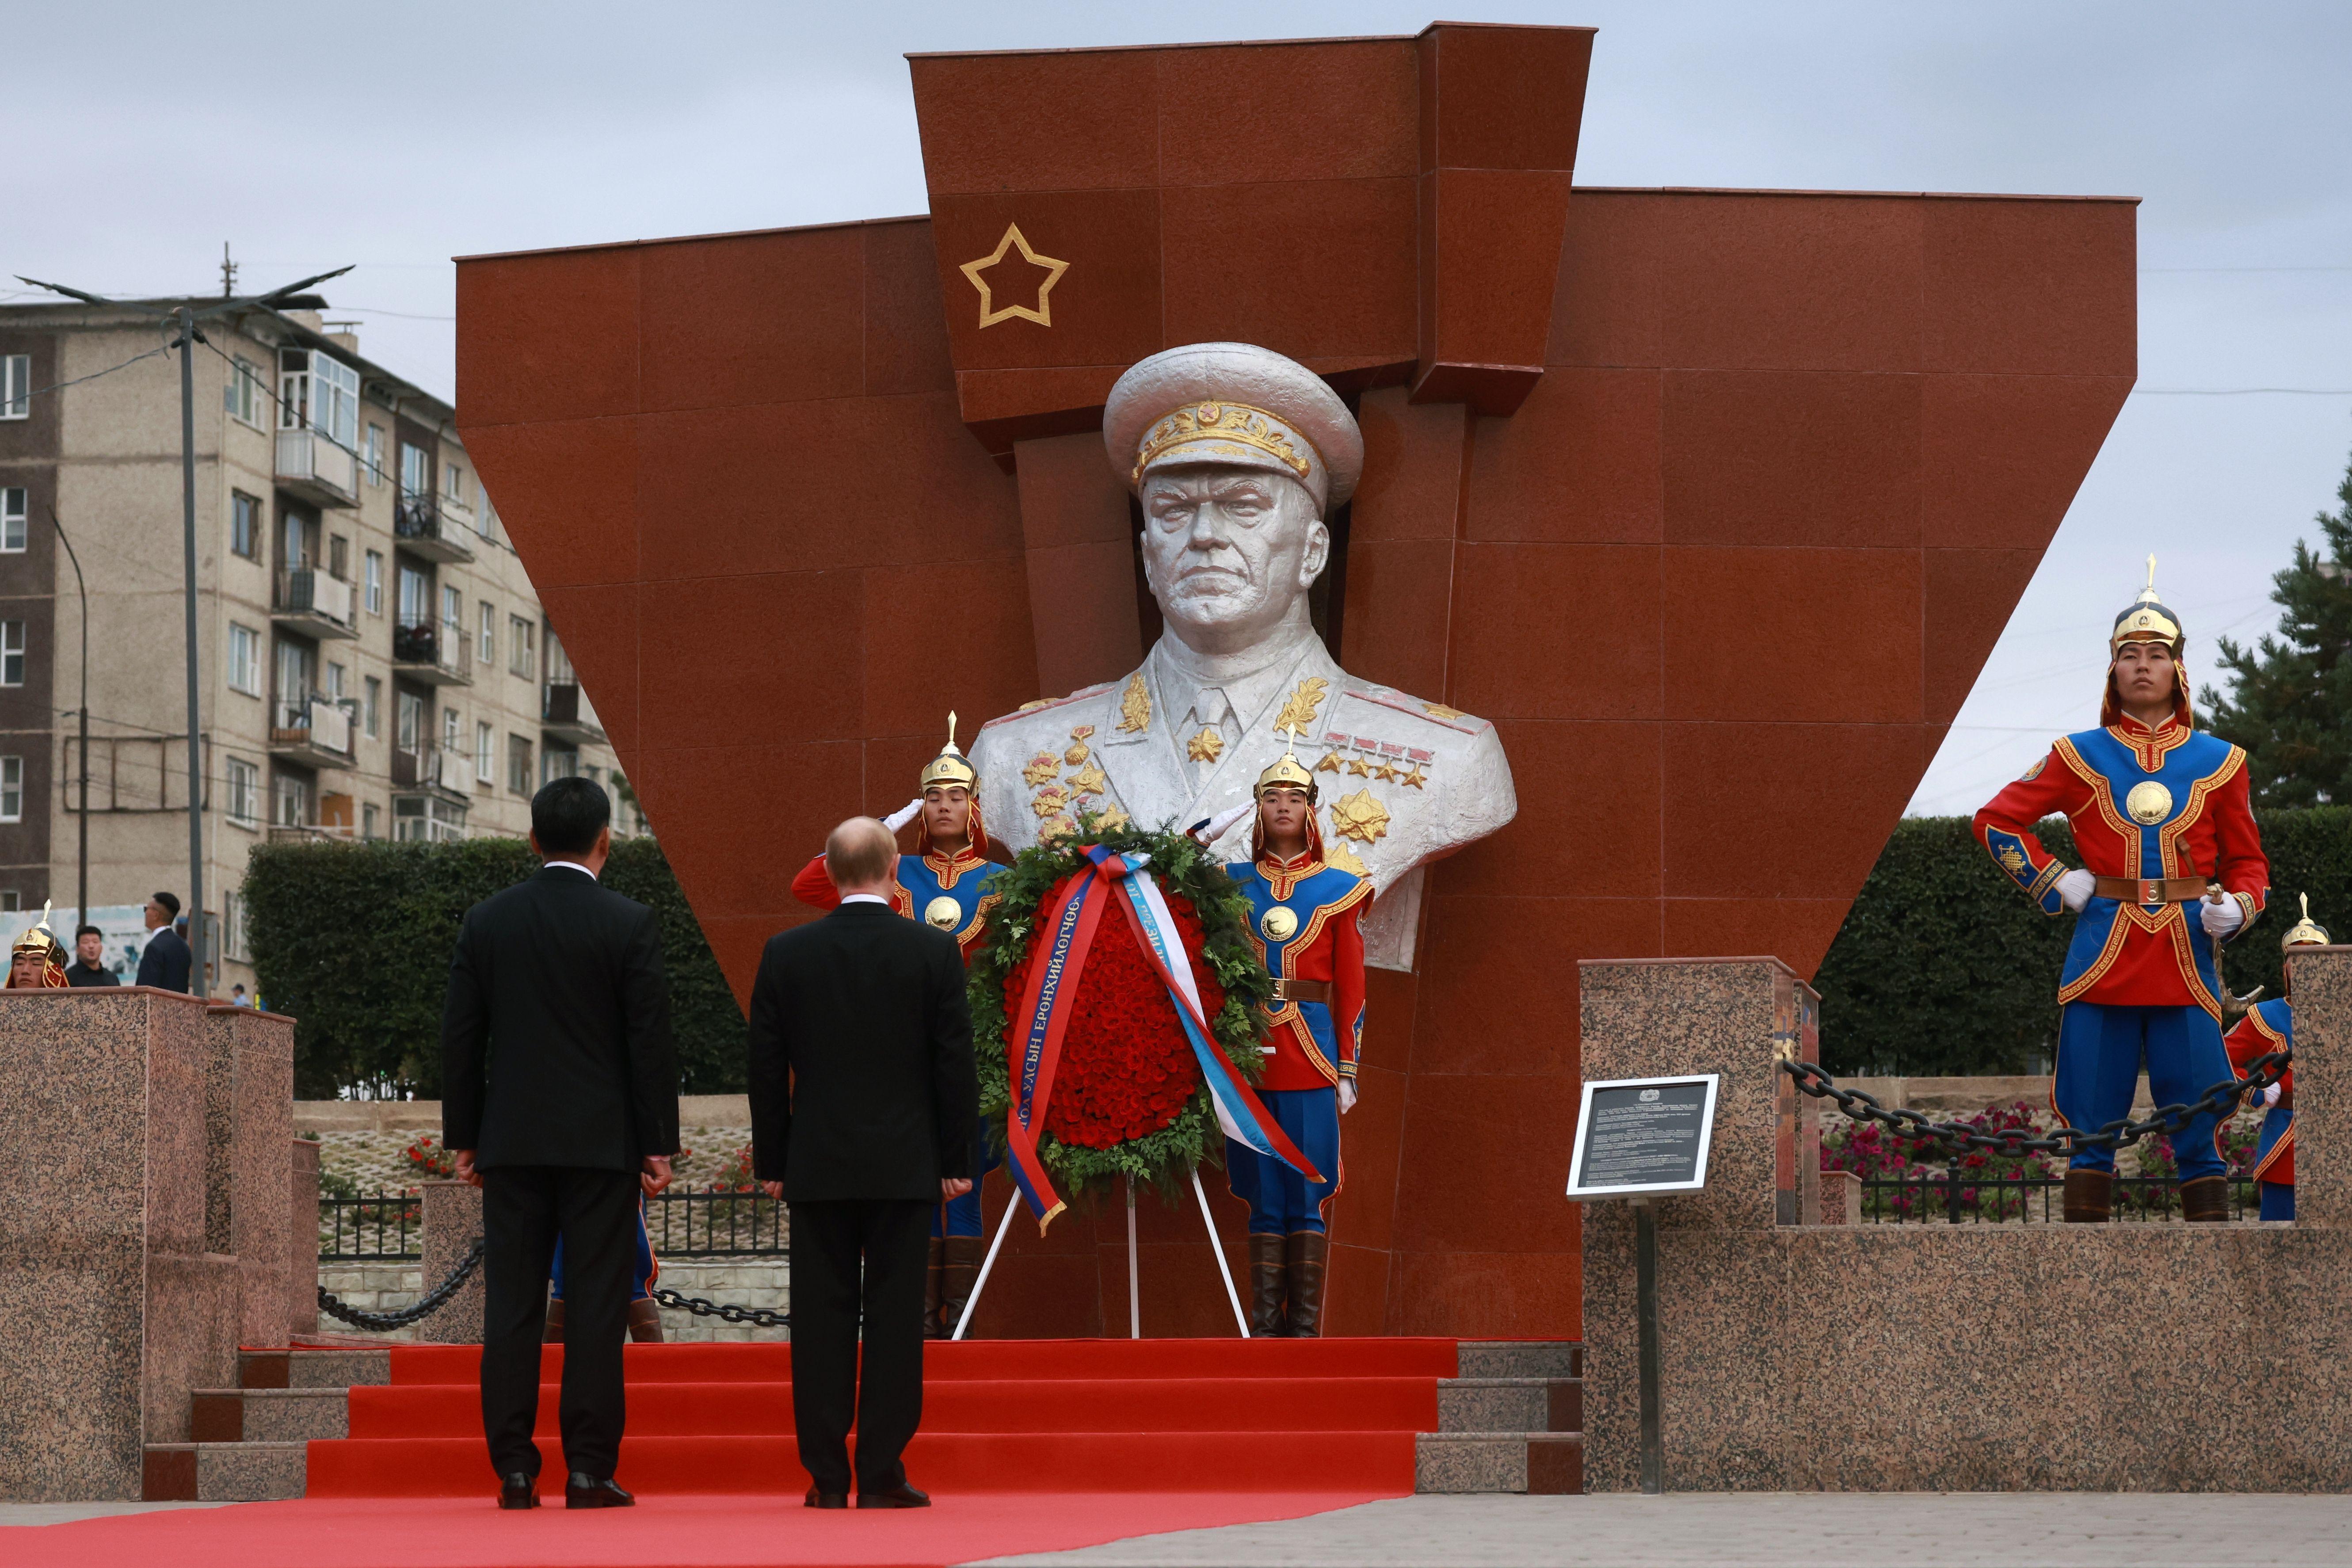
[1068,761,1109,796]
[1188,728,1225,763]
[1423,701,1466,721]
[1031,783,1071,818]
[1346,756,1371,777]
[1329,790,1391,844]
[1022,752,1062,788]
[1400,764,1428,790]
[1092,805,1130,833]
[1372,760,1400,782]
[1315,752,1342,773]
[958,223,1069,330]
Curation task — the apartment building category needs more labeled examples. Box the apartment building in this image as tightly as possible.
[0,292,628,996]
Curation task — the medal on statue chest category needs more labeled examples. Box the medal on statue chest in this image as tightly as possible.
[924,895,962,931]
[1261,903,1299,942]
[2124,781,2173,826]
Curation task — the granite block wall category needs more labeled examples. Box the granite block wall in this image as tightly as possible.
[418,1179,487,1344]
[1579,950,2352,1493]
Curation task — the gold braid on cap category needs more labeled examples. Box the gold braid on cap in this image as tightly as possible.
[2283,893,2330,950]
[1132,402,1314,487]
[918,711,978,793]
[2110,553,2184,654]
[1254,725,1318,801]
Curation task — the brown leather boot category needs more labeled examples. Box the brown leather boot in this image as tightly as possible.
[2180,1174,2230,1223]
[923,1236,947,1338]
[627,1297,664,1343]
[2062,1169,2112,1223]
[1285,1232,1329,1339]
[1247,1233,1287,1337]
[938,1236,985,1339]
[543,1297,566,1343]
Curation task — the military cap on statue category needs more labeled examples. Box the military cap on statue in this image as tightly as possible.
[1103,343,1367,516]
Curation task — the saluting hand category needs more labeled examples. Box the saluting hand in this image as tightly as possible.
[641,1155,673,1196]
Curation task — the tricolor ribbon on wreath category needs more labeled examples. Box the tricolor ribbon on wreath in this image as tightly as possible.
[1003,844,1324,1231]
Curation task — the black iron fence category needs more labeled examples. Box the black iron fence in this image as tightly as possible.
[1856,1173,2261,1224]
[319,1193,423,1259]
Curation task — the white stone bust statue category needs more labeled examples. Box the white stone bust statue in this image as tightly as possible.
[970,342,1517,970]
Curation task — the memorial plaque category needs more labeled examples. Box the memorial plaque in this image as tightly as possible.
[1566,1075,1720,1199]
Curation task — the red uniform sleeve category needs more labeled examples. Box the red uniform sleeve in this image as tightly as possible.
[789,854,841,911]
[2224,1012,2267,1074]
[2206,759,2270,935]
[1332,897,1365,1078]
[1971,749,2079,915]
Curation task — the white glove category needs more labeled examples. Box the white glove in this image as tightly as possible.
[2201,894,2245,940]
[1192,802,1254,843]
[1338,1080,1357,1115]
[883,798,923,833]
[2056,868,2096,912]
[2260,1083,2283,1109]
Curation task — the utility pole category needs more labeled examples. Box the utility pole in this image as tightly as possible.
[46,507,88,923]
[15,264,351,1000]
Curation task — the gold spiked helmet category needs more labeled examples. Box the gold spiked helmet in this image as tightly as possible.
[919,711,978,794]
[2283,893,2330,951]
[2101,554,2192,728]
[1254,724,1317,802]
[11,900,60,961]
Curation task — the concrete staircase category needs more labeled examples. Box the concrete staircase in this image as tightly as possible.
[142,1347,389,1501]
[1414,1342,1582,1495]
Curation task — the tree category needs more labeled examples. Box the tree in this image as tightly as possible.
[2202,446,2352,805]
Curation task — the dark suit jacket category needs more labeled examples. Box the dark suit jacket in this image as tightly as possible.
[65,961,118,988]
[440,865,680,1171]
[135,928,192,992]
[747,902,979,1201]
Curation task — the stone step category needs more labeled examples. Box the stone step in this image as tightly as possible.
[191,1386,350,1442]
[1454,1341,1581,1380]
[1414,1432,1583,1496]
[141,1442,307,1502]
[1436,1376,1580,1434]
[240,1347,391,1389]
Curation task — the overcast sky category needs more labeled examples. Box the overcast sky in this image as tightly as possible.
[9,1,2348,816]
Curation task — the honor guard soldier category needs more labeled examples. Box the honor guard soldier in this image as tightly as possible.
[1223,729,1368,1336]
[1973,561,2269,1223]
[548,1201,664,1343]
[5,904,68,989]
[790,716,1003,1335]
[2225,895,2324,1222]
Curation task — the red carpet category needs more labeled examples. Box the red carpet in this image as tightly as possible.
[308,1338,1456,1498]
[29,1492,1393,1568]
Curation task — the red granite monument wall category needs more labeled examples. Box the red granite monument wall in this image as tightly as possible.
[454,23,2134,1341]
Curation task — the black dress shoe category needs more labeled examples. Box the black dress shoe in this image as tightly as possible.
[857,1483,930,1509]
[497,1471,539,1510]
[804,1487,848,1509]
[564,1473,635,1509]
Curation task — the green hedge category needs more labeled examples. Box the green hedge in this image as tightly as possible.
[1815,808,2352,1075]
[246,837,746,1099]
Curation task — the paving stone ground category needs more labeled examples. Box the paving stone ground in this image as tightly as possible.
[968,1492,2352,1567]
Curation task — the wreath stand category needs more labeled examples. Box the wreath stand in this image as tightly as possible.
[952,1165,1250,1340]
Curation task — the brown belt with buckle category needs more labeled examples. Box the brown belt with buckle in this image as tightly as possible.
[1271,978,1334,1005]
[2092,875,2215,906]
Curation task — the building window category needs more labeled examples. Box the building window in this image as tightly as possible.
[227,623,261,696]
[223,891,251,962]
[281,507,310,571]
[280,350,358,449]
[0,487,23,553]
[445,464,465,504]
[393,794,466,842]
[0,621,25,686]
[328,534,348,581]
[398,564,430,627]
[478,494,500,543]
[0,757,19,822]
[475,720,493,783]
[396,690,425,756]
[274,771,311,828]
[509,616,534,678]
[507,734,532,796]
[225,757,259,826]
[229,491,260,561]
[400,443,430,501]
[0,355,29,419]
[364,675,381,738]
[542,748,579,787]
[324,661,346,702]
[362,801,380,839]
[478,602,494,665]
[364,424,386,487]
[224,356,266,428]
[0,891,17,912]
[442,706,461,755]
[364,550,383,615]
[441,585,462,650]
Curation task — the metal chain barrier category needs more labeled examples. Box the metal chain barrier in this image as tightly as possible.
[317,1236,486,1332]
[1783,1050,2290,1160]
[652,1286,789,1329]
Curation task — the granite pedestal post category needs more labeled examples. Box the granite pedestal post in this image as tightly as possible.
[289,1136,320,1338]
[0,990,238,1501]
[1579,950,2352,1493]
[418,1179,487,1344]
[203,1004,295,1348]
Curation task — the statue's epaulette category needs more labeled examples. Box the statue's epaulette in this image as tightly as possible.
[978,683,1115,731]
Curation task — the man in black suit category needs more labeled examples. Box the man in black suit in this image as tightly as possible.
[442,777,679,1512]
[135,893,192,992]
[751,816,978,1510]
[66,925,119,987]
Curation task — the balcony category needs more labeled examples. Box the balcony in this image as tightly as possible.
[394,493,476,564]
[268,696,355,769]
[275,428,359,508]
[391,744,468,803]
[542,680,606,745]
[272,568,358,641]
[392,622,473,687]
